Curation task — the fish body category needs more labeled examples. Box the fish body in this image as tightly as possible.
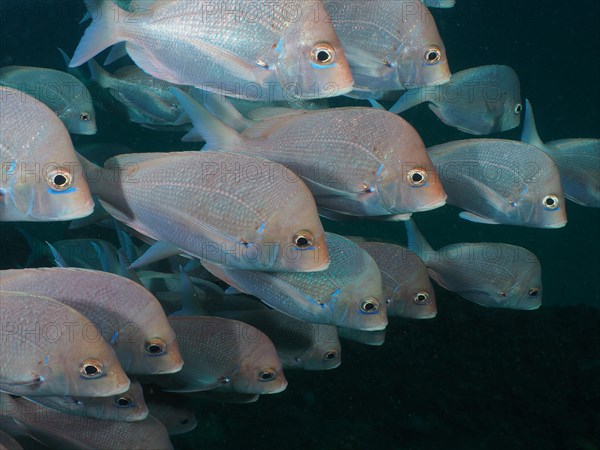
[0,268,183,375]
[405,220,543,310]
[428,139,567,228]
[0,66,97,135]
[358,242,437,319]
[80,150,329,272]
[390,65,522,135]
[0,87,93,221]
[203,232,387,331]
[144,388,197,435]
[70,0,353,101]
[0,291,129,397]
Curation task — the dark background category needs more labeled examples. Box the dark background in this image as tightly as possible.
[1,1,599,449]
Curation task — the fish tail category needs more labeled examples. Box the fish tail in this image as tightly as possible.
[69,0,126,68]
[404,219,435,264]
[388,88,425,114]
[87,58,112,88]
[521,99,546,150]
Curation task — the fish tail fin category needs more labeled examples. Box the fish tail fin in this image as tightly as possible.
[388,88,425,114]
[520,99,546,150]
[87,58,112,88]
[69,0,126,68]
[404,219,435,264]
[170,87,243,149]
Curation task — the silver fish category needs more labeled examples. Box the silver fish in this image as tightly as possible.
[521,99,600,208]
[79,150,329,272]
[152,316,287,395]
[428,139,567,228]
[144,388,197,435]
[390,65,522,135]
[405,219,543,310]
[0,66,97,135]
[23,380,148,422]
[0,87,93,221]
[203,232,387,331]
[358,242,437,319]
[70,0,353,101]
[0,290,130,397]
[174,89,446,218]
[0,268,183,375]
[327,0,450,96]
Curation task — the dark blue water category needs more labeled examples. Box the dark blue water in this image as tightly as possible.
[1,1,599,449]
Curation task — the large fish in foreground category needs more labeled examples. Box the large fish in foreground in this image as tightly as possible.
[0,87,93,222]
[521,99,600,208]
[428,139,567,228]
[70,0,353,101]
[0,291,130,397]
[174,89,446,219]
[78,151,329,272]
[405,219,543,310]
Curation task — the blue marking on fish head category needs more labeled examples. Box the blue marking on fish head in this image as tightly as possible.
[44,355,49,365]
[110,330,119,344]
[47,187,77,195]
[5,161,17,175]
[375,163,384,177]
[257,222,266,234]
[275,39,284,54]
[310,62,338,71]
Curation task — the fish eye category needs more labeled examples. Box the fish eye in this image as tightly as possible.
[258,368,277,382]
[360,297,380,313]
[79,359,103,378]
[514,103,522,114]
[413,291,430,305]
[293,231,313,249]
[79,112,91,121]
[542,194,559,210]
[144,338,166,355]
[528,288,540,297]
[47,169,72,191]
[114,395,133,408]
[407,168,428,186]
[311,43,336,66]
[424,46,442,64]
[323,350,339,361]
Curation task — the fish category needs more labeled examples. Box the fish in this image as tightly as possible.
[0,86,94,222]
[427,139,567,228]
[358,242,437,319]
[521,99,600,208]
[389,65,522,135]
[69,0,354,101]
[326,1,450,97]
[421,0,455,7]
[0,66,97,135]
[88,60,191,128]
[78,150,329,272]
[1,395,173,450]
[0,268,183,375]
[0,429,22,450]
[173,89,446,217]
[214,310,342,371]
[405,219,543,310]
[150,316,287,395]
[23,380,148,422]
[203,232,387,331]
[144,387,197,435]
[0,290,130,397]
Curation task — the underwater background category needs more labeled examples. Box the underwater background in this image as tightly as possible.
[1,1,599,449]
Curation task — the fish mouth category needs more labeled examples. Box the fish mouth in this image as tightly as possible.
[415,198,447,212]
[544,220,567,229]
[263,380,288,394]
[154,360,184,375]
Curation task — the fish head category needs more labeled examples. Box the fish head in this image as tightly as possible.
[494,66,523,132]
[396,284,438,319]
[518,165,567,228]
[105,381,149,422]
[276,2,353,100]
[5,159,94,221]
[503,251,543,310]
[60,106,97,135]
[231,341,287,394]
[298,325,341,370]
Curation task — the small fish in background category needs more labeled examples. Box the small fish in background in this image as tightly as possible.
[149,316,287,395]
[428,139,567,228]
[521,99,600,208]
[405,219,543,310]
[203,232,387,331]
[69,0,354,101]
[0,291,130,397]
[214,310,342,371]
[337,327,386,346]
[23,380,149,422]
[0,268,183,375]
[388,65,522,135]
[173,89,446,219]
[0,66,97,135]
[0,394,173,450]
[77,151,330,272]
[0,86,93,222]
[327,0,450,98]
[144,387,198,435]
[358,242,437,319]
